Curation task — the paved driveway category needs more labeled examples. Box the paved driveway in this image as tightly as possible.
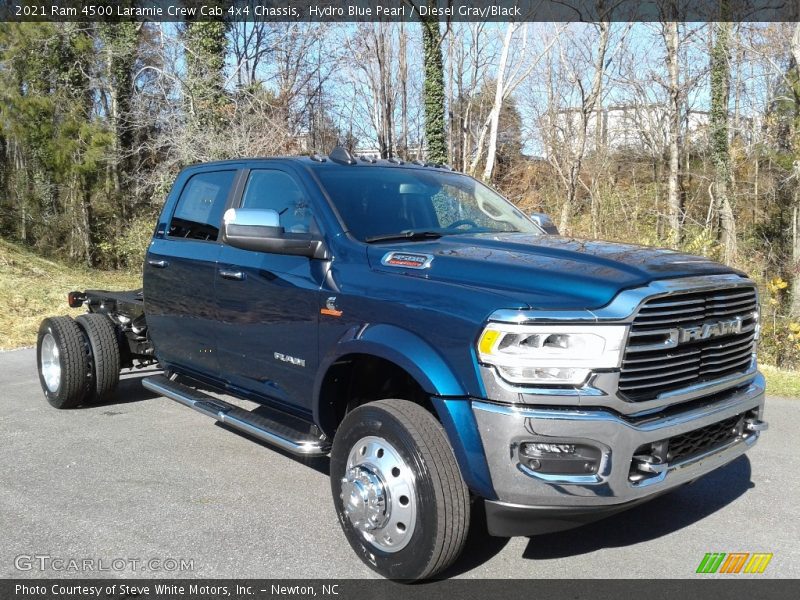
[1,348,796,578]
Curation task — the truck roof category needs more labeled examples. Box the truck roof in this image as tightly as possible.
[184,147,457,172]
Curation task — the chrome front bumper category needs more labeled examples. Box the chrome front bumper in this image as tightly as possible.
[473,373,766,509]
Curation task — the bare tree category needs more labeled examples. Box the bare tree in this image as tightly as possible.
[539,22,612,233]
[480,24,556,182]
[664,19,683,244]
[463,24,556,181]
[398,20,409,158]
[344,23,400,158]
[271,23,331,136]
[446,22,492,172]
[230,20,273,88]
[709,21,737,264]
[790,23,800,317]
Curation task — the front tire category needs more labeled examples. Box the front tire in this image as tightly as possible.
[36,317,90,409]
[330,399,470,580]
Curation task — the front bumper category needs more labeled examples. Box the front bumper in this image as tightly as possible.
[473,374,766,535]
[483,493,669,537]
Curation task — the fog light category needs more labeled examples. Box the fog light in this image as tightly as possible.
[521,442,576,456]
[519,441,602,476]
[496,365,591,385]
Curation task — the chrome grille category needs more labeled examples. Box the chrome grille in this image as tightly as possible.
[619,285,758,401]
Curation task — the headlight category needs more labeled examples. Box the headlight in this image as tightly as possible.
[477,323,628,385]
[753,306,760,342]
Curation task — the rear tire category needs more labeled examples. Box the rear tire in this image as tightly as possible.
[330,399,470,580]
[36,317,90,409]
[76,313,121,402]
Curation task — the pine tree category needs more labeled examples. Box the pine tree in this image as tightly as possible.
[0,23,111,264]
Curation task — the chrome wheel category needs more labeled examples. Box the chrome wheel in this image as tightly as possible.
[40,333,61,393]
[340,435,417,553]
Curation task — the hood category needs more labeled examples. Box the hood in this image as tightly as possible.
[367,233,742,310]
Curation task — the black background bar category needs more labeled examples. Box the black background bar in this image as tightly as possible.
[2,1,800,23]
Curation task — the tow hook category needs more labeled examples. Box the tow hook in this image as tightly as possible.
[632,454,668,475]
[744,418,768,432]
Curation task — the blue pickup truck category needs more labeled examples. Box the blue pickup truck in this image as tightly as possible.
[36,147,767,579]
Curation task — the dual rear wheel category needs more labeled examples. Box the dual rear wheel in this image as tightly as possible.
[37,314,121,409]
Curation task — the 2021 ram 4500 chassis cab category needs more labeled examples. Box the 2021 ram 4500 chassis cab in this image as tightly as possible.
[36,147,768,579]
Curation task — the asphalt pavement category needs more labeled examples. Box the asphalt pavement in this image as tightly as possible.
[1,348,797,579]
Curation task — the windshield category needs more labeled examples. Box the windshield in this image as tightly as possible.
[314,166,540,242]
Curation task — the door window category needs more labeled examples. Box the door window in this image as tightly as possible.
[241,170,314,234]
[169,170,236,241]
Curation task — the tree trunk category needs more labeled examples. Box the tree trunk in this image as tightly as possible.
[665,20,683,245]
[710,21,737,264]
[421,12,447,164]
[446,31,454,164]
[791,202,800,317]
[558,22,610,233]
[81,188,94,267]
[559,166,580,233]
[377,26,394,158]
[13,140,26,242]
[469,113,492,176]
[789,23,800,317]
[482,24,515,182]
[399,21,408,159]
[184,22,229,130]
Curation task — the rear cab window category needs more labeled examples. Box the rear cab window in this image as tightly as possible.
[168,170,237,241]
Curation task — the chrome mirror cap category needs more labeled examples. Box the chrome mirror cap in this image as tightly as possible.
[529,213,559,235]
[223,207,280,228]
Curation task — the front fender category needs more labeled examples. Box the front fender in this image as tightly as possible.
[314,323,496,499]
[315,323,467,401]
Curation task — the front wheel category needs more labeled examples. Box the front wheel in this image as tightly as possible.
[330,399,470,580]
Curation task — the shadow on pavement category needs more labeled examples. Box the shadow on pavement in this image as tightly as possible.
[69,361,758,573]
[522,455,753,560]
[442,454,752,575]
[438,500,511,578]
[215,417,332,477]
[77,368,163,408]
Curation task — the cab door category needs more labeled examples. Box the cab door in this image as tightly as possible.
[144,168,238,378]
[214,166,326,410]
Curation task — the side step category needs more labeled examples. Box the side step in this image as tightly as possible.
[142,375,330,456]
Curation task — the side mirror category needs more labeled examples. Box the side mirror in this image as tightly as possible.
[222,208,326,258]
[529,212,559,235]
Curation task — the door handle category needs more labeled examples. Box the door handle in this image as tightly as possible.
[147,259,169,268]
[219,269,245,281]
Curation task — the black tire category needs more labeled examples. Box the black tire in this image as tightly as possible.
[76,313,121,402]
[36,316,91,409]
[330,399,470,580]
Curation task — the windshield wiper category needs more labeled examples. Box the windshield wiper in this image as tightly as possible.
[365,230,444,243]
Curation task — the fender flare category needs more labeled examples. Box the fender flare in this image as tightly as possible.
[313,323,466,415]
[313,323,496,499]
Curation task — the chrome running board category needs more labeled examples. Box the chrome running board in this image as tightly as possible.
[142,375,330,456]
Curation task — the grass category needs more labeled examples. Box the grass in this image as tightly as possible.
[1,238,798,397]
[760,365,800,398]
[0,239,140,350]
